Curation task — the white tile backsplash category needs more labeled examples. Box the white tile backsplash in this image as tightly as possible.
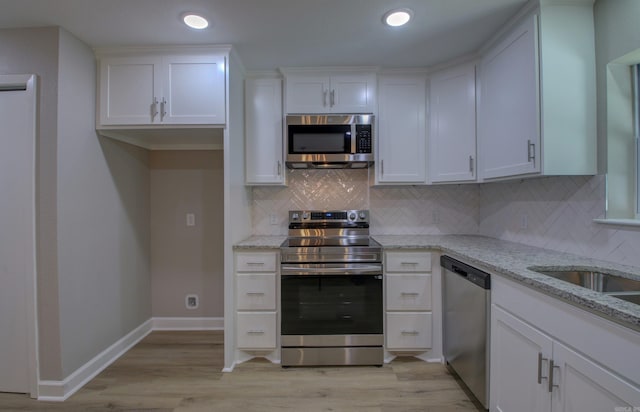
[251,171,640,268]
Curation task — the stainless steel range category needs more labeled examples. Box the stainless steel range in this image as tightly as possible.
[280,210,383,366]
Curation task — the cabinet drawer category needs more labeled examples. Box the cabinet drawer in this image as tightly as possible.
[386,274,432,311]
[236,252,277,272]
[385,252,431,272]
[236,312,277,349]
[236,274,276,311]
[386,312,432,350]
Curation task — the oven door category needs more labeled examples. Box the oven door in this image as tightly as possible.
[280,263,383,338]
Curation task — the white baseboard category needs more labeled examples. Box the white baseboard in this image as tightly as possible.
[38,319,153,401]
[152,316,224,330]
[37,317,223,401]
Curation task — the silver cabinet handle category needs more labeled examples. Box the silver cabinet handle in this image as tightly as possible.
[330,89,335,107]
[246,292,265,296]
[527,139,536,163]
[401,330,419,336]
[323,90,328,107]
[160,98,167,121]
[400,262,419,266]
[548,359,560,392]
[537,353,548,384]
[277,160,282,176]
[247,330,265,335]
[246,262,265,266]
[380,159,384,176]
[469,155,474,173]
[401,292,420,297]
[151,97,159,120]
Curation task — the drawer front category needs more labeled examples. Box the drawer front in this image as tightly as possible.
[236,252,277,272]
[236,274,277,311]
[386,252,432,273]
[236,312,277,349]
[386,312,432,350]
[386,274,432,311]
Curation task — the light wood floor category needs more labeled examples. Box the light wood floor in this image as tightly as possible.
[0,331,483,411]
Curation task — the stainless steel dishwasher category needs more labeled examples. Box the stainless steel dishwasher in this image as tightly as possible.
[441,255,491,410]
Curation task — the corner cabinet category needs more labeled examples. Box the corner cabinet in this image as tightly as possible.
[478,3,596,180]
[376,74,427,184]
[428,63,477,183]
[283,71,376,114]
[96,48,227,127]
[384,251,433,352]
[491,276,640,411]
[245,78,285,185]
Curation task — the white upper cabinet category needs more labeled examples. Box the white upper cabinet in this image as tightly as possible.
[376,74,427,184]
[283,71,376,114]
[245,78,285,185]
[428,63,477,183]
[97,48,227,127]
[478,3,596,180]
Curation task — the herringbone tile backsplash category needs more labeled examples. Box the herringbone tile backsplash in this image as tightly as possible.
[252,171,640,268]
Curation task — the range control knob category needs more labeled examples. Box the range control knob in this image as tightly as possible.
[359,211,367,220]
[291,212,299,221]
[349,212,357,221]
[302,212,309,220]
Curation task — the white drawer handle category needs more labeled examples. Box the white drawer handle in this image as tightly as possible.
[401,292,420,297]
[247,330,265,335]
[246,292,265,296]
[246,262,265,266]
[401,330,420,336]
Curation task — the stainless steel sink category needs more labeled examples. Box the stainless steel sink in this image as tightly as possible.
[529,267,640,305]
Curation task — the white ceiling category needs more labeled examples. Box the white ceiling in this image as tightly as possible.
[0,0,531,71]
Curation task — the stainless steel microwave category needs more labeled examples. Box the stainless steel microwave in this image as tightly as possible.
[285,115,374,169]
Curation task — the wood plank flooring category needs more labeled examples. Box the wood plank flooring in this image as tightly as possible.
[0,331,483,411]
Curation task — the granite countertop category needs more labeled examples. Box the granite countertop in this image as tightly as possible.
[375,234,640,332]
[234,234,640,332]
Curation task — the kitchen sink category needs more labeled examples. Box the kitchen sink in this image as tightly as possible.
[528,267,640,305]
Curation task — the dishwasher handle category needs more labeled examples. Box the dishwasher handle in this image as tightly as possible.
[441,255,491,290]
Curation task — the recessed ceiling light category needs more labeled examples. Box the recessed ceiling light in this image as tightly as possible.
[383,8,413,27]
[183,13,209,29]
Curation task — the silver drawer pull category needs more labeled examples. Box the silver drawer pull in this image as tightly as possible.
[246,292,265,296]
[247,330,265,335]
[401,330,419,336]
[400,262,419,266]
[401,292,420,297]
[246,262,265,266]
[537,353,548,384]
[548,360,560,392]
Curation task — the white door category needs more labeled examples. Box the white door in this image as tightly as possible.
[284,75,331,113]
[330,74,376,114]
[490,305,552,412]
[0,75,37,394]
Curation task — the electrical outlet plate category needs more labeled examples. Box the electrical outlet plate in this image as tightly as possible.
[185,294,199,309]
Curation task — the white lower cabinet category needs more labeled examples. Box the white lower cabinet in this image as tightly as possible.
[491,276,640,412]
[235,251,278,350]
[384,251,433,351]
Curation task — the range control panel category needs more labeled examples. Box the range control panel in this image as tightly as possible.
[289,210,370,224]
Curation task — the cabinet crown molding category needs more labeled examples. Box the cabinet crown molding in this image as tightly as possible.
[94,44,232,57]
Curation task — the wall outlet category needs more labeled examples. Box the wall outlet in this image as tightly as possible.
[185,294,199,309]
[269,214,278,225]
[432,210,440,224]
[186,213,196,227]
[520,214,528,230]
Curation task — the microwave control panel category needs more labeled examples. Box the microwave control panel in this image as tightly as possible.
[355,124,373,153]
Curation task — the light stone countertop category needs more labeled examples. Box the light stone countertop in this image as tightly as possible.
[234,234,640,331]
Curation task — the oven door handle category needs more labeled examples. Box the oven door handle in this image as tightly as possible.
[281,264,383,276]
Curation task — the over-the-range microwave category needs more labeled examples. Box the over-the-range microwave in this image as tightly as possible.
[285,114,374,169]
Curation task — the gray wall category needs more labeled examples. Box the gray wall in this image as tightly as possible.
[150,150,224,317]
[0,27,151,380]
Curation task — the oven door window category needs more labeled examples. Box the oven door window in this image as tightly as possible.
[288,125,351,154]
[281,275,383,335]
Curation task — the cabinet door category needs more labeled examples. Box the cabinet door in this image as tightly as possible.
[551,341,640,412]
[285,75,331,113]
[99,56,162,125]
[377,75,426,183]
[478,15,540,179]
[330,74,376,114]
[245,78,284,184]
[429,63,477,183]
[161,54,226,124]
[491,305,552,412]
